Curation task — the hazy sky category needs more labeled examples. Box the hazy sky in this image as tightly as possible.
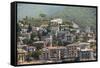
[17,3,65,20]
[17,3,96,24]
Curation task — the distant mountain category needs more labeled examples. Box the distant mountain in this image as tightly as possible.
[18,4,96,31]
[50,6,96,31]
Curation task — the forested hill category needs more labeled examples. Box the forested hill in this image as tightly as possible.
[18,4,96,31]
[51,6,96,31]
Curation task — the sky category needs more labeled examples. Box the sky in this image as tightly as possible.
[17,3,65,20]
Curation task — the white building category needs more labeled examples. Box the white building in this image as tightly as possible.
[66,44,79,60]
[72,21,80,33]
[50,18,63,32]
[78,49,95,61]
[40,46,67,61]
[78,42,90,49]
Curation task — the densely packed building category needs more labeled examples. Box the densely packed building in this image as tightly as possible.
[17,18,96,64]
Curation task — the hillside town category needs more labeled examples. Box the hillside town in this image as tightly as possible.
[17,17,96,65]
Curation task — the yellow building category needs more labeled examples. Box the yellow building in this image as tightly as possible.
[17,48,27,64]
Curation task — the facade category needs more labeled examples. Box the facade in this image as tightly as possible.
[78,49,95,61]
[17,48,27,63]
[66,44,79,61]
[40,47,67,62]
[57,31,74,44]
[78,42,90,49]
[25,46,36,52]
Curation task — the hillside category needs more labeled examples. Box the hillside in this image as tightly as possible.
[18,4,97,31]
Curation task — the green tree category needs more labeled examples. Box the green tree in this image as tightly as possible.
[58,40,63,46]
[17,23,21,37]
[39,14,46,18]
[69,25,73,29]
[22,38,29,44]
[30,32,37,41]
[32,50,42,60]
[82,35,88,42]
[22,16,29,25]
[39,13,46,21]
[74,35,79,42]
[26,32,37,45]
[34,43,44,50]
[46,22,51,33]
[27,24,32,33]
